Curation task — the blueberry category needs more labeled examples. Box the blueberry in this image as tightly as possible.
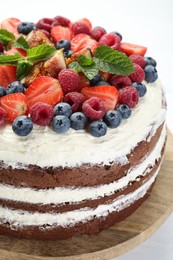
[55,40,71,52]
[95,80,110,86]
[112,31,122,41]
[90,74,101,86]
[116,104,131,119]
[0,86,7,97]
[12,116,33,136]
[89,121,107,137]
[17,22,35,35]
[132,82,147,97]
[144,57,157,67]
[70,112,88,130]
[63,50,74,58]
[54,102,72,117]
[6,81,25,94]
[144,65,158,83]
[52,115,70,134]
[103,110,122,128]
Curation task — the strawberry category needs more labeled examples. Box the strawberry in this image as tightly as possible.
[25,76,64,108]
[0,93,28,122]
[71,34,98,54]
[78,73,90,91]
[81,85,119,111]
[0,65,17,88]
[51,25,72,43]
[77,18,92,31]
[5,48,27,57]
[0,17,21,35]
[120,42,147,56]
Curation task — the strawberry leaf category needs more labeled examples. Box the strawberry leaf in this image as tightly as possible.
[27,44,56,63]
[0,29,15,50]
[0,53,22,65]
[16,60,32,80]
[13,36,29,50]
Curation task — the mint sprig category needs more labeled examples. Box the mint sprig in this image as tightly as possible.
[0,53,21,65]
[13,36,29,50]
[27,44,56,63]
[0,29,15,50]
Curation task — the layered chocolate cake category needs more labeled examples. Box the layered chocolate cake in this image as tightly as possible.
[0,16,166,240]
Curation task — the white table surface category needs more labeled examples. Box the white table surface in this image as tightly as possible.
[1,0,173,259]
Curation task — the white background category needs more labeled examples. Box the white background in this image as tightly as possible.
[1,0,173,259]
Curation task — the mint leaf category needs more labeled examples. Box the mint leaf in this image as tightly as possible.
[0,53,22,65]
[16,60,32,80]
[94,46,134,75]
[69,61,98,80]
[0,29,15,49]
[27,44,56,63]
[13,36,29,50]
[77,55,95,66]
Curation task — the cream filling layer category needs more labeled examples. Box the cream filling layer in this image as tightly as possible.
[0,124,166,205]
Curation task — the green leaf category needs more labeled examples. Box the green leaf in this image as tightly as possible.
[0,29,15,49]
[77,55,95,66]
[27,44,56,63]
[69,61,98,80]
[0,53,22,65]
[13,36,29,50]
[16,60,32,80]
[94,46,134,75]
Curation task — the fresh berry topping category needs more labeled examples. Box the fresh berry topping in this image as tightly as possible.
[64,92,85,112]
[100,72,111,82]
[129,63,145,83]
[55,40,71,52]
[0,43,4,53]
[0,93,28,123]
[0,107,7,127]
[110,75,132,89]
[99,33,121,50]
[95,80,110,86]
[81,85,119,111]
[53,16,71,27]
[78,73,90,91]
[118,86,139,108]
[17,22,35,35]
[77,18,92,30]
[82,97,105,120]
[54,102,72,117]
[25,76,63,108]
[5,48,27,57]
[116,104,132,119]
[132,82,147,97]
[39,29,50,38]
[120,42,147,56]
[88,120,107,137]
[144,57,157,67]
[6,81,25,95]
[90,26,106,41]
[71,34,98,54]
[71,22,90,36]
[1,17,21,35]
[111,31,123,41]
[0,65,17,88]
[144,65,158,83]
[12,115,33,136]
[36,18,54,32]
[58,69,80,94]
[51,26,72,43]
[70,112,88,130]
[129,54,146,69]
[29,102,54,126]
[90,74,101,86]
[52,115,70,133]
[103,110,122,128]
[0,86,7,97]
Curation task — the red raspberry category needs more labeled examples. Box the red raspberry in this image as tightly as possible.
[29,102,54,126]
[129,63,145,83]
[119,86,139,108]
[36,18,54,32]
[0,107,7,127]
[90,26,106,41]
[110,75,132,89]
[64,92,85,112]
[0,43,4,53]
[99,33,121,50]
[39,29,50,38]
[58,69,80,94]
[52,16,71,27]
[129,54,146,69]
[71,22,91,36]
[82,97,105,120]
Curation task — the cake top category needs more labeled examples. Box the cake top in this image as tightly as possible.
[0,16,158,137]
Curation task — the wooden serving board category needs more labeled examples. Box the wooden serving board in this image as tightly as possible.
[0,131,173,260]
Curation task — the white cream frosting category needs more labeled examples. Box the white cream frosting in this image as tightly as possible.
[0,79,166,169]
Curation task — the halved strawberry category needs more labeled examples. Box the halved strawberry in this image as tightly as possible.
[0,17,21,35]
[0,65,17,88]
[81,85,119,111]
[5,48,27,57]
[120,42,147,56]
[0,93,28,123]
[51,25,72,43]
[25,76,64,108]
[71,34,99,54]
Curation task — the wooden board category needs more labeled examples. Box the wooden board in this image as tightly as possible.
[0,131,173,260]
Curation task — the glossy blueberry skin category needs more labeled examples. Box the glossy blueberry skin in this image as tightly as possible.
[55,40,71,52]
[12,116,33,136]
[95,80,110,86]
[0,86,7,97]
[17,22,35,35]
[132,82,147,97]
[54,102,72,118]
[70,112,88,130]
[52,115,70,134]
[63,50,74,58]
[116,104,132,119]
[89,121,107,137]
[103,110,122,128]
[6,81,25,95]
[111,31,123,41]
[144,57,157,67]
[144,65,158,83]
[90,74,101,86]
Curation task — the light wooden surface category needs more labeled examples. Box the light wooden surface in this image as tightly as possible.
[0,131,172,260]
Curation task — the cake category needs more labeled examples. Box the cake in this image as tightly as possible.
[0,16,166,240]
